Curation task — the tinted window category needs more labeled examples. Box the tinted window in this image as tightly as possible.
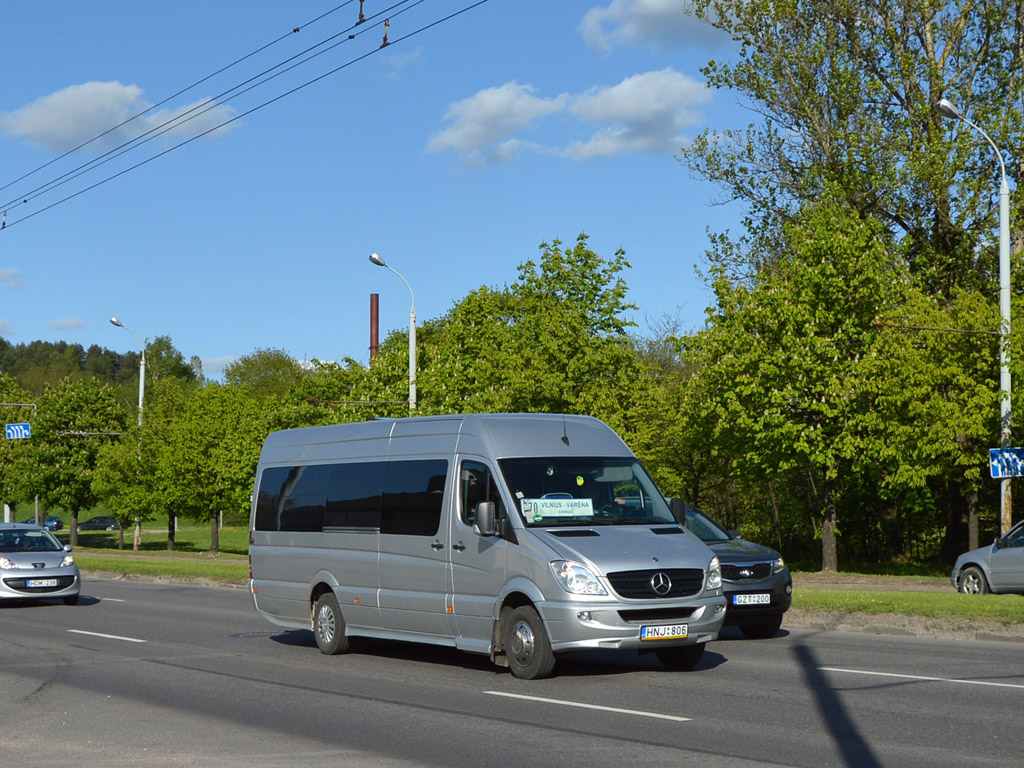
[380,459,448,536]
[325,462,383,529]
[254,465,329,532]
[459,460,505,526]
[254,466,292,531]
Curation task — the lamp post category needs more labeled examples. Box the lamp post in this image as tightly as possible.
[935,97,1013,535]
[369,253,416,412]
[109,317,146,426]
[110,316,146,551]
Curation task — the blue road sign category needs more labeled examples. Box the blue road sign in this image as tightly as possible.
[990,448,1024,478]
[5,423,30,439]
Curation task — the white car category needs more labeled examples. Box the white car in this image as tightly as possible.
[0,523,81,605]
[951,519,1024,594]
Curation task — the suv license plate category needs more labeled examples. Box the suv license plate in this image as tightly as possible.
[640,624,688,640]
[733,593,770,606]
[27,578,59,588]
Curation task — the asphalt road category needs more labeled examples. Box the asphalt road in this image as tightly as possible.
[0,578,1021,768]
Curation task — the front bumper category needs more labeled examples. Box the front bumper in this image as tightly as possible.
[537,594,727,652]
[0,566,81,601]
[720,569,792,625]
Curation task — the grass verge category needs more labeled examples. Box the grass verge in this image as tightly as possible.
[794,588,1024,626]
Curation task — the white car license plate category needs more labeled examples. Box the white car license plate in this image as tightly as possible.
[640,624,688,640]
[27,578,59,588]
[733,593,770,606]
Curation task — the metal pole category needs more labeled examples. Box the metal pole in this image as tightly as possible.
[369,254,417,412]
[935,99,1013,534]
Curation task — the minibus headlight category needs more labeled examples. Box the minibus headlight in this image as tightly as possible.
[551,561,608,596]
[706,556,722,591]
[772,556,786,574]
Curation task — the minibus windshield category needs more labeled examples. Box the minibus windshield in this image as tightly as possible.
[498,457,677,527]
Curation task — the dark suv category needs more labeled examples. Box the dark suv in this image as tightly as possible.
[672,501,792,638]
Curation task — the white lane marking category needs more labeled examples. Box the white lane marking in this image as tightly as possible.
[68,629,146,644]
[821,667,1024,690]
[485,691,690,722]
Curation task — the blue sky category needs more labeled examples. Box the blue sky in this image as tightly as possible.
[0,0,745,379]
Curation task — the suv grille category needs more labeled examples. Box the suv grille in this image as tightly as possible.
[721,562,771,581]
[606,568,704,599]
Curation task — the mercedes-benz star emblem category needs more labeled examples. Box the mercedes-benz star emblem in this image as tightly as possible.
[650,572,672,595]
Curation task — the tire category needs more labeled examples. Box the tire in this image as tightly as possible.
[313,591,350,655]
[63,594,80,606]
[958,566,990,595]
[656,643,705,671]
[503,605,555,680]
[739,615,783,639]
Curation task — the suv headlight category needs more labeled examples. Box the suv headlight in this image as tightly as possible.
[551,560,608,596]
[772,556,786,574]
[706,556,722,591]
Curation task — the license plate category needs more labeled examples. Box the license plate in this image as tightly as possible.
[733,593,770,606]
[640,624,688,640]
[27,578,58,588]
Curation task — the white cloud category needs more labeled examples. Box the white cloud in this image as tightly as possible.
[563,68,710,158]
[580,0,729,52]
[0,318,14,335]
[426,82,569,167]
[47,317,86,330]
[426,69,709,165]
[0,269,24,290]
[0,81,237,153]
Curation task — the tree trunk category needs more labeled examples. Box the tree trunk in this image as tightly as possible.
[133,515,142,553]
[69,507,79,547]
[821,477,838,572]
[882,498,906,562]
[167,513,176,552]
[210,512,220,555]
[941,480,967,564]
[967,484,979,552]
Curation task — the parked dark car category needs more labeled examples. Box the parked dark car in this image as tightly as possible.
[77,515,121,532]
[20,516,63,532]
[672,500,792,638]
[951,518,1024,594]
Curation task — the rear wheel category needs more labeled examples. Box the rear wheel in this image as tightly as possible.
[739,615,783,639]
[503,606,555,679]
[656,643,705,671]
[958,566,989,595]
[313,592,350,655]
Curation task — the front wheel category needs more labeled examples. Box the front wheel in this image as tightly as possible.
[656,643,705,671]
[313,591,350,655]
[503,606,555,679]
[958,566,990,595]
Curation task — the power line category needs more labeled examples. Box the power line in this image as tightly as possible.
[0,2,358,201]
[1,0,421,216]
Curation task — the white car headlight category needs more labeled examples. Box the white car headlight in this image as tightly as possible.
[0,556,12,569]
[551,560,608,596]
[60,554,75,568]
[706,556,722,591]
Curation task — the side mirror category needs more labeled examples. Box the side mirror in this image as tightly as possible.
[994,536,1004,549]
[668,497,686,524]
[473,502,496,536]
[727,530,741,540]
[63,544,73,553]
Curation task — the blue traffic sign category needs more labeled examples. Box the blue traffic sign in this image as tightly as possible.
[990,448,1024,478]
[5,423,30,439]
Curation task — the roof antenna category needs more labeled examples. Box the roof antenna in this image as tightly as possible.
[561,415,570,446]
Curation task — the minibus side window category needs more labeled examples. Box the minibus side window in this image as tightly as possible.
[459,461,504,525]
[325,462,383,529]
[279,464,330,532]
[380,459,448,536]
[254,467,292,531]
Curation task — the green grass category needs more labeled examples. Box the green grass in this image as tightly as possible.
[794,588,1024,625]
[77,554,249,582]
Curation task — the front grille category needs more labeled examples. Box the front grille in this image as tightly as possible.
[3,576,76,593]
[721,562,772,581]
[606,568,704,599]
[618,607,698,623]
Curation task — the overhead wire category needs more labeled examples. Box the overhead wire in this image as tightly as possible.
[0,0,421,216]
[0,1,358,200]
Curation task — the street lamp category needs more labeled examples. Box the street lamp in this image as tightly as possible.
[369,253,416,412]
[935,97,1013,535]
[109,317,146,425]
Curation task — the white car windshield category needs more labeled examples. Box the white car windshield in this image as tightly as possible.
[498,457,677,527]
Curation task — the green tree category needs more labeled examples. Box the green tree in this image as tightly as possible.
[159,386,270,553]
[224,348,307,399]
[14,377,127,545]
[0,374,36,518]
